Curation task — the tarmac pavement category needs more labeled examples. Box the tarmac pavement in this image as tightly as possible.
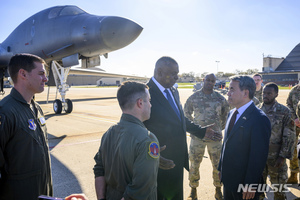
[1,87,299,199]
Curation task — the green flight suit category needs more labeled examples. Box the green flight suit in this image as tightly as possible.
[94,114,159,200]
[0,88,53,200]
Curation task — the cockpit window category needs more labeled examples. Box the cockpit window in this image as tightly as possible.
[48,6,85,19]
[48,7,62,19]
[59,6,85,16]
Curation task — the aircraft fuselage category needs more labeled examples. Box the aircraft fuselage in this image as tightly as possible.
[0,5,143,68]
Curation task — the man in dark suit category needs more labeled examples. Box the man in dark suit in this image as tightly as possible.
[144,56,221,200]
[218,75,271,200]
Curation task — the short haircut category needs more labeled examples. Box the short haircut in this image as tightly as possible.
[205,73,216,80]
[117,81,149,110]
[230,75,256,99]
[264,82,278,93]
[8,53,45,83]
[154,56,178,75]
[252,73,262,78]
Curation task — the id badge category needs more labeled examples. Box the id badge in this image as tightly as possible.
[39,117,46,125]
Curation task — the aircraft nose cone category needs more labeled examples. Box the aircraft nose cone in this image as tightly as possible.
[100,16,143,51]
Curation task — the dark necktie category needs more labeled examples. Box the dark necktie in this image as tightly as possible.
[228,110,238,134]
[164,89,181,120]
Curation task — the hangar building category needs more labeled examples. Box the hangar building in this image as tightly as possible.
[261,43,300,86]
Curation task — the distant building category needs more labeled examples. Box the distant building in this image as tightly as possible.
[178,76,194,83]
[262,56,285,73]
[261,43,300,86]
[67,75,125,86]
[67,74,148,86]
[97,77,125,86]
[67,74,103,86]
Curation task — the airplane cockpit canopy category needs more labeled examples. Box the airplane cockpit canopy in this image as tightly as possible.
[48,6,85,19]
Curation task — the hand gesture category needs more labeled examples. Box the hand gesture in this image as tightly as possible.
[65,194,88,200]
[203,124,222,141]
[159,145,175,170]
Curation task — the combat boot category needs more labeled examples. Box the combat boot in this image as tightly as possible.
[287,172,298,184]
[187,187,197,200]
[215,187,223,200]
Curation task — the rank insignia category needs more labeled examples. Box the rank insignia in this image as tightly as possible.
[148,142,159,159]
[28,119,37,131]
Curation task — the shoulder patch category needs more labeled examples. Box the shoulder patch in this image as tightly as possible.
[28,119,37,131]
[148,142,159,159]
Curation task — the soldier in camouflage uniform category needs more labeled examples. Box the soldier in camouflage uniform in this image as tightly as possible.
[252,96,260,106]
[253,73,263,104]
[286,84,300,184]
[258,83,295,200]
[184,73,229,200]
[295,101,300,187]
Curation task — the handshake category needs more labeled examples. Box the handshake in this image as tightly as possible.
[193,123,223,141]
[159,124,222,170]
[203,127,222,141]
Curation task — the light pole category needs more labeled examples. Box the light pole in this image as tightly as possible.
[215,61,220,74]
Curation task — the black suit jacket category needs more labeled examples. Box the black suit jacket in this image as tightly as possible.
[218,102,271,192]
[143,79,205,199]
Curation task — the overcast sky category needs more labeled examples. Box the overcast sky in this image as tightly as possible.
[1,0,300,77]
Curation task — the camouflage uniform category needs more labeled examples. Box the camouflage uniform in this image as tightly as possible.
[252,96,260,106]
[286,85,300,174]
[259,101,295,200]
[254,87,263,103]
[184,88,229,188]
[296,101,300,183]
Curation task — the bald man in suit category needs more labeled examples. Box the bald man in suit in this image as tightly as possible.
[144,56,220,200]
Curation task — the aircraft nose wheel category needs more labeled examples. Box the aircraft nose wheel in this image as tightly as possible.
[64,99,73,113]
[53,99,62,114]
[53,99,73,114]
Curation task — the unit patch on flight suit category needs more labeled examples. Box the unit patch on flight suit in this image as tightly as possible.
[28,119,37,131]
[148,142,159,159]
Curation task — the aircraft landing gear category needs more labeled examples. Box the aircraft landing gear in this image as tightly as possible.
[53,98,73,114]
[53,99,62,114]
[64,99,73,113]
[51,61,73,114]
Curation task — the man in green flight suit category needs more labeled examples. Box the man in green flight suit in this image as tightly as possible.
[0,54,88,200]
[94,81,160,200]
[0,54,52,199]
